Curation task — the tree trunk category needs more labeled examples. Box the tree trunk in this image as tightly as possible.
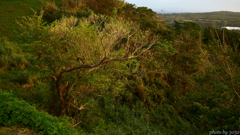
[56,73,68,116]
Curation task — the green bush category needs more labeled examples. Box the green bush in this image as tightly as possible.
[76,95,198,135]
[41,0,59,22]
[40,0,93,23]
[13,71,32,85]
[76,9,94,18]
[0,89,79,135]
[0,41,28,70]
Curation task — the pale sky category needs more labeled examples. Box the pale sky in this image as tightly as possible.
[124,0,240,13]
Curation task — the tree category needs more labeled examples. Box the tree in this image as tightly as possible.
[84,0,125,16]
[118,4,161,31]
[18,10,157,116]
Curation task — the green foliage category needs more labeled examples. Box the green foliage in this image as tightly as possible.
[13,70,32,85]
[0,89,78,135]
[118,3,163,31]
[203,26,240,51]
[181,91,240,132]
[85,0,125,17]
[17,9,46,43]
[28,13,135,70]
[172,21,240,133]
[40,0,94,23]
[0,40,28,70]
[1,0,240,134]
[134,7,159,30]
[41,0,59,22]
[76,9,94,18]
[76,95,198,135]
[17,8,157,116]
[172,21,204,75]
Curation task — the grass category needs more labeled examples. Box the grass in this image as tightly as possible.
[0,0,42,40]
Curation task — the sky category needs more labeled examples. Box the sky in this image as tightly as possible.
[124,0,240,13]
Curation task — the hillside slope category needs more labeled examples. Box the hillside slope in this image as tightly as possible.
[0,0,41,40]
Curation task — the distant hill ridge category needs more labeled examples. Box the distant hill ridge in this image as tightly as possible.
[158,11,240,15]
[158,11,240,28]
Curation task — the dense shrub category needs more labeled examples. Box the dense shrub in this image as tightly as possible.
[75,95,198,135]
[0,89,78,135]
[0,41,28,70]
[40,0,93,23]
[41,0,59,22]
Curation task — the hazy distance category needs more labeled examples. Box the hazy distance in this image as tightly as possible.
[125,0,240,13]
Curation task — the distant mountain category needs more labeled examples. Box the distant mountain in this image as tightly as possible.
[156,11,181,14]
[157,10,240,14]
[157,11,240,15]
[154,7,209,14]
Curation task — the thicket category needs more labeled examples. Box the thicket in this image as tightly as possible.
[0,40,28,70]
[0,89,78,135]
[1,0,240,134]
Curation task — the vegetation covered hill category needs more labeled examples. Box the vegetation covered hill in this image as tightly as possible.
[0,0,42,40]
[159,11,240,28]
[0,0,240,134]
